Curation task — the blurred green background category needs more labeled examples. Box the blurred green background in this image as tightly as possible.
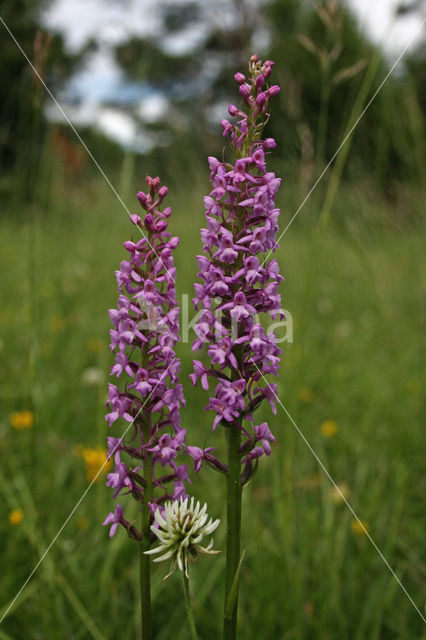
[0,0,425,638]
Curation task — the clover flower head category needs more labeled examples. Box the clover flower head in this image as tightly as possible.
[145,497,220,578]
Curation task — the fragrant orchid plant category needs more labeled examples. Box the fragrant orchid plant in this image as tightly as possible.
[104,177,189,637]
[189,53,283,639]
[104,55,283,640]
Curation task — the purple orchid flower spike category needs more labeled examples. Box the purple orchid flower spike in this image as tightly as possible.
[104,176,190,639]
[191,54,283,481]
[104,176,188,541]
[190,54,284,640]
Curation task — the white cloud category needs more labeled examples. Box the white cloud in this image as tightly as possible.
[66,47,123,102]
[44,0,425,59]
[96,108,138,145]
[42,0,424,152]
[346,0,424,55]
[45,101,98,127]
[42,0,161,52]
[205,99,230,126]
[137,94,169,122]
[161,22,209,55]
[45,101,160,152]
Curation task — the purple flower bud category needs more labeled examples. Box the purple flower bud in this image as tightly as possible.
[256,92,267,107]
[137,191,148,206]
[255,74,265,90]
[123,240,135,252]
[221,119,233,137]
[148,176,160,190]
[228,104,239,116]
[239,83,251,100]
[158,185,168,198]
[234,72,245,84]
[154,219,167,232]
[130,214,142,225]
[144,213,155,231]
[267,85,280,98]
[264,138,277,149]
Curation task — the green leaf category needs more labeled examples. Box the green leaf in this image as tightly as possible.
[224,550,246,620]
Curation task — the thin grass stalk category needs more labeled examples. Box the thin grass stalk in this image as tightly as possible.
[139,447,153,640]
[316,62,331,170]
[223,421,242,640]
[318,49,382,229]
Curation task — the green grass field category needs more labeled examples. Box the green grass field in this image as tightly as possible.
[0,165,425,639]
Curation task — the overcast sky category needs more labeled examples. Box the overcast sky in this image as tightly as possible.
[43,0,424,56]
[41,0,425,149]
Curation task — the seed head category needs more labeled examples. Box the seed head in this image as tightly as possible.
[145,497,220,578]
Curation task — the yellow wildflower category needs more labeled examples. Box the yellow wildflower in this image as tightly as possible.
[86,338,104,353]
[50,315,66,332]
[329,483,349,503]
[351,519,369,536]
[9,509,24,526]
[320,420,337,438]
[298,386,313,403]
[74,446,111,482]
[298,473,322,490]
[10,410,34,430]
[77,517,88,531]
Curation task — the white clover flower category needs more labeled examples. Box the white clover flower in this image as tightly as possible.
[81,367,104,386]
[145,497,220,578]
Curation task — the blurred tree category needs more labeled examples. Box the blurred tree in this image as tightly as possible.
[396,0,426,15]
[0,0,43,172]
[110,0,425,190]
[112,0,267,161]
[0,0,83,199]
[396,1,426,114]
[266,0,425,190]
[40,0,421,193]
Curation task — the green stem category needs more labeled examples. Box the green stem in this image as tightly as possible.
[182,571,198,640]
[318,50,382,229]
[223,423,242,640]
[316,66,330,170]
[139,452,153,640]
